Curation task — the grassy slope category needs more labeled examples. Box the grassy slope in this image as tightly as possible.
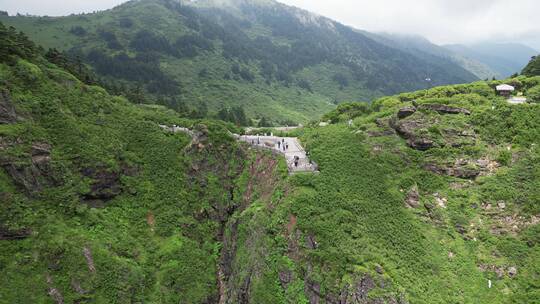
[288,77,540,303]
[0,33,256,302]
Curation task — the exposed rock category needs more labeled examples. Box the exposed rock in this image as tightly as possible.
[306,234,318,250]
[70,278,87,295]
[330,274,407,304]
[0,89,20,124]
[508,266,518,277]
[424,162,480,179]
[419,104,471,115]
[455,224,467,235]
[433,193,448,209]
[0,141,57,195]
[81,167,123,201]
[81,163,137,202]
[405,186,420,208]
[0,226,31,240]
[488,212,539,236]
[367,130,395,137]
[424,202,435,212]
[478,264,505,279]
[192,124,210,145]
[392,119,436,151]
[278,270,293,289]
[408,138,435,151]
[322,272,408,304]
[397,106,417,119]
[83,247,96,274]
[46,274,64,304]
[305,278,321,304]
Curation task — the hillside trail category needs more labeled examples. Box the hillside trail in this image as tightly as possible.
[238,134,318,173]
[159,124,317,173]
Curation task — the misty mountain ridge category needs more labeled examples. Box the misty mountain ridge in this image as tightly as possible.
[444,42,538,78]
[0,0,478,123]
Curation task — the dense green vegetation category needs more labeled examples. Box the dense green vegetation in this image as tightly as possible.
[522,55,540,77]
[1,13,540,304]
[0,0,478,124]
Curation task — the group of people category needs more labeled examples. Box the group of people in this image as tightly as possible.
[243,135,316,171]
[276,138,289,151]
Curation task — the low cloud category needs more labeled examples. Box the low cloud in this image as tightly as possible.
[1,0,538,49]
[280,0,540,49]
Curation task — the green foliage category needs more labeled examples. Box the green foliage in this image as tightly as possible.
[527,84,540,103]
[522,55,540,77]
[322,102,371,123]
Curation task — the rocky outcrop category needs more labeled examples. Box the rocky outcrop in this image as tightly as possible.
[0,141,57,195]
[405,186,420,208]
[46,274,64,304]
[424,161,480,179]
[0,90,20,124]
[323,274,408,304]
[418,104,471,115]
[83,247,96,274]
[397,106,417,119]
[0,226,31,240]
[81,163,137,203]
[390,104,475,151]
[81,167,123,200]
[391,119,435,151]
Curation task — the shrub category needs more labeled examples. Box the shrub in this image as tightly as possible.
[527,85,540,103]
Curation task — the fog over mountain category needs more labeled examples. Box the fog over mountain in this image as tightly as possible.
[1,0,539,49]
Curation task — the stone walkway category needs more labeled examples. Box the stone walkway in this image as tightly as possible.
[239,135,318,173]
[159,124,318,173]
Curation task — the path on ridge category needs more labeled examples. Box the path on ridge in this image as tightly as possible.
[239,135,317,173]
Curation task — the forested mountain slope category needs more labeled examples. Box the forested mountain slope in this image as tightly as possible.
[0,0,477,124]
[1,23,540,303]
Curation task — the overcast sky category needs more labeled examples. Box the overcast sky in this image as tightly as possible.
[1,0,539,49]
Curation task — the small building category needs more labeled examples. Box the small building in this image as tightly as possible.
[496,84,515,97]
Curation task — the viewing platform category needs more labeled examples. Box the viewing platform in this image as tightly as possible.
[238,135,318,173]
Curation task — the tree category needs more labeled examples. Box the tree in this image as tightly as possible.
[231,106,248,126]
[69,26,87,36]
[126,85,146,104]
[258,117,273,127]
[297,79,312,92]
[192,101,208,119]
[333,73,349,89]
[217,106,232,122]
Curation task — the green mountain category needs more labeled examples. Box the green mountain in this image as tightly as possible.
[444,43,539,79]
[522,55,540,77]
[0,0,478,124]
[2,22,540,303]
[369,33,500,80]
